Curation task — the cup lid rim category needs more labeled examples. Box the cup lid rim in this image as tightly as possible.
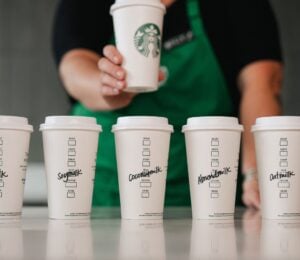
[252,116,300,132]
[112,116,174,132]
[0,116,33,132]
[110,0,166,14]
[182,117,243,132]
[40,116,102,132]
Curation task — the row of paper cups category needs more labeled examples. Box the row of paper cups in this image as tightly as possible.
[0,115,299,220]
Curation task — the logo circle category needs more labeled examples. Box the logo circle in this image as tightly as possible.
[134,23,161,58]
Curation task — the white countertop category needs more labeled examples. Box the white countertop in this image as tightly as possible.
[0,207,299,260]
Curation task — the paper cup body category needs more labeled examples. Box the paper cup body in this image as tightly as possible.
[183,117,243,219]
[0,116,32,218]
[111,0,165,92]
[253,116,300,219]
[113,116,173,219]
[40,116,101,220]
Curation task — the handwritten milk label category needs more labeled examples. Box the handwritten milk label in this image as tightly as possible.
[129,167,162,182]
[0,170,8,178]
[270,171,295,181]
[58,169,83,183]
[198,167,231,184]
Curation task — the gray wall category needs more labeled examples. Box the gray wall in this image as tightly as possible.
[0,0,70,161]
[272,0,300,114]
[0,0,299,162]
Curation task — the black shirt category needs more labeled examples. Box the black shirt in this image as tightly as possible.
[52,0,282,113]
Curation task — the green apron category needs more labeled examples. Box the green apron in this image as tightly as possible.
[72,0,234,206]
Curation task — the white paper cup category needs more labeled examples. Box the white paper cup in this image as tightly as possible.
[0,116,33,219]
[182,117,243,219]
[112,116,173,219]
[118,220,166,260]
[190,220,237,260]
[40,116,102,220]
[252,116,300,219]
[110,0,166,93]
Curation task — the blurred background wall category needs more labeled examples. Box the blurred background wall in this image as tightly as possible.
[0,0,299,163]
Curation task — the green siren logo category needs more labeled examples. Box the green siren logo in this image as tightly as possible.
[134,23,161,58]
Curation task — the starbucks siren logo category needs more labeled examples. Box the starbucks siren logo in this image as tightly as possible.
[134,23,161,58]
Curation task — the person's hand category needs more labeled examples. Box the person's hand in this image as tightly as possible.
[242,177,260,209]
[97,45,135,110]
[98,45,165,110]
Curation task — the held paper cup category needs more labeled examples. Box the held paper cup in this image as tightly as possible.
[112,116,173,220]
[0,116,33,219]
[110,0,166,93]
[252,116,300,219]
[40,116,102,220]
[182,117,243,219]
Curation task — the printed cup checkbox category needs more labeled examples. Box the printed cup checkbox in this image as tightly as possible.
[142,138,151,146]
[140,181,152,188]
[279,139,288,146]
[279,160,288,168]
[211,150,219,157]
[278,181,290,188]
[67,190,75,198]
[211,192,219,199]
[279,150,288,157]
[209,180,221,188]
[279,191,288,199]
[211,138,219,146]
[211,159,219,168]
[67,160,76,167]
[142,159,151,167]
[141,190,150,198]
[68,148,76,156]
[142,148,151,156]
[68,138,76,146]
[65,180,77,188]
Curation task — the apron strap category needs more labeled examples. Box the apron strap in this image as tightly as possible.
[186,0,204,37]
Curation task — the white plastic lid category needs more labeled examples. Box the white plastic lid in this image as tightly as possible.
[182,117,243,132]
[110,0,166,14]
[40,116,102,132]
[0,116,33,132]
[252,116,300,132]
[112,116,173,132]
